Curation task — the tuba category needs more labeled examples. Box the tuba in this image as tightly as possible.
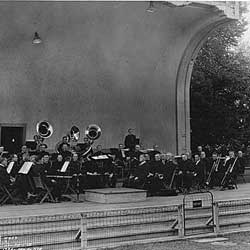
[85,124,101,141]
[36,120,53,139]
[69,126,80,142]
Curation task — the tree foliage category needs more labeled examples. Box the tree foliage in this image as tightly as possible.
[190,14,250,151]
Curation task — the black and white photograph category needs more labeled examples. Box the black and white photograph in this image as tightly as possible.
[0,1,249,250]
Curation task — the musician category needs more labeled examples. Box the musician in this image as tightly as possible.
[196,146,203,156]
[146,154,166,195]
[124,128,137,151]
[60,143,72,160]
[83,157,101,189]
[8,154,21,178]
[163,153,178,187]
[238,151,246,175]
[0,157,11,187]
[0,146,9,158]
[42,154,52,174]
[194,154,206,189]
[102,156,117,188]
[114,144,127,163]
[200,151,209,177]
[123,154,149,189]
[221,151,240,189]
[92,145,104,156]
[35,144,49,159]
[126,144,143,175]
[48,154,63,175]
[56,136,70,154]
[148,144,161,161]
[176,153,194,193]
[17,145,30,165]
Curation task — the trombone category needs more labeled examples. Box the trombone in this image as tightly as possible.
[205,156,222,186]
[220,157,238,187]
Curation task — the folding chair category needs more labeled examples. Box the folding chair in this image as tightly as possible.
[32,176,56,204]
[0,185,17,206]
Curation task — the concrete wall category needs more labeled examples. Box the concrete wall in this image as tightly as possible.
[0,2,228,153]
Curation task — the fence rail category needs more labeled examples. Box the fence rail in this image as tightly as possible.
[0,198,250,249]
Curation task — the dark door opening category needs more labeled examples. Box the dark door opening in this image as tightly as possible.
[1,126,25,154]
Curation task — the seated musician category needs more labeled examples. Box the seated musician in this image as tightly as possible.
[50,154,64,175]
[221,151,239,190]
[60,143,72,160]
[200,151,209,177]
[41,154,52,174]
[77,137,93,158]
[163,152,178,188]
[148,144,161,161]
[114,144,127,163]
[207,152,222,188]
[56,136,70,154]
[82,157,102,189]
[238,151,246,175]
[8,154,21,179]
[175,153,194,193]
[0,157,12,187]
[194,154,206,189]
[33,155,61,202]
[145,154,166,195]
[17,145,30,165]
[126,144,143,173]
[102,156,117,188]
[35,144,49,159]
[123,154,149,189]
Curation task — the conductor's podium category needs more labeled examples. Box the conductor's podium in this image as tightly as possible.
[84,188,147,203]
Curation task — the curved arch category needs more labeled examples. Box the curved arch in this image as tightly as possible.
[176,13,236,154]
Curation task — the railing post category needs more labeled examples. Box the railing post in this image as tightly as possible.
[213,202,220,235]
[178,204,185,238]
[80,213,87,250]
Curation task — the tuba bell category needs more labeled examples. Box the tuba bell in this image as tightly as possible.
[36,120,53,139]
[70,126,80,142]
[85,124,101,141]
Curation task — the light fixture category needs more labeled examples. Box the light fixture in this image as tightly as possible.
[146,1,156,13]
[32,32,42,44]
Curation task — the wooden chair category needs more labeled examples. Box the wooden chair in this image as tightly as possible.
[32,176,56,204]
[0,185,17,205]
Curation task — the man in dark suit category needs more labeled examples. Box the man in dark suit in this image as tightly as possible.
[124,128,137,151]
[194,154,206,189]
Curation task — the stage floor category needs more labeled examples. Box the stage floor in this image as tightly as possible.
[1,183,250,219]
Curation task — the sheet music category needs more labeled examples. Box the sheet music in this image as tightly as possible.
[60,161,70,173]
[7,161,14,174]
[18,162,33,174]
[92,155,109,160]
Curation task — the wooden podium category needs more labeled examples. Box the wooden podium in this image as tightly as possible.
[84,188,147,203]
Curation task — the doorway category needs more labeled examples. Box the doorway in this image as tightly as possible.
[0,124,26,154]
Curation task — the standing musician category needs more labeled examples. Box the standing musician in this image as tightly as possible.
[124,128,137,151]
[220,151,239,190]
[200,151,209,178]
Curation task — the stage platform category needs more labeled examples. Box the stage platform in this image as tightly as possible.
[0,183,250,218]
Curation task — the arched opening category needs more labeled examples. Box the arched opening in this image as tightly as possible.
[176,14,235,155]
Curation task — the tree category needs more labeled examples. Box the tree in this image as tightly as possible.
[190,12,250,152]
